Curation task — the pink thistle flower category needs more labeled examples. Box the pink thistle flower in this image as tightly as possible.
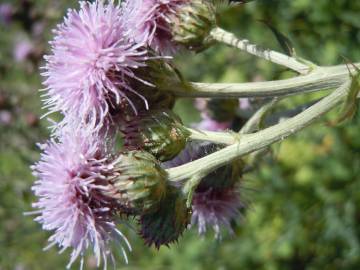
[13,39,34,62]
[122,0,187,54]
[164,143,245,237]
[0,110,12,125]
[191,187,243,238]
[42,0,150,131]
[30,129,131,269]
[239,98,251,110]
[0,3,13,25]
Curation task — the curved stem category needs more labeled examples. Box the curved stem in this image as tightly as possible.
[167,80,352,182]
[240,98,280,134]
[210,27,312,74]
[169,64,358,98]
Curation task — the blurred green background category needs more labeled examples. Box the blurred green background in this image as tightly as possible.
[1,0,360,269]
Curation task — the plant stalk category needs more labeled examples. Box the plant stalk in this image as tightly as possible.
[187,128,239,145]
[167,80,352,182]
[169,64,359,98]
[210,27,311,74]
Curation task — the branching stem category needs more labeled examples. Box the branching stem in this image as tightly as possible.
[167,80,352,182]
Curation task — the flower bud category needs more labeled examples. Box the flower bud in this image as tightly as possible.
[139,188,190,248]
[169,0,217,51]
[116,59,191,117]
[107,151,168,213]
[123,110,190,162]
[140,58,194,93]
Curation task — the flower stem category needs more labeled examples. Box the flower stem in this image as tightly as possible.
[187,128,239,145]
[169,64,358,98]
[210,27,312,74]
[167,80,352,182]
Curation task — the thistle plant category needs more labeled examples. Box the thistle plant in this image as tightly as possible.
[29,0,360,269]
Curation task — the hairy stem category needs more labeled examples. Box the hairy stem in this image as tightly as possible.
[187,128,239,145]
[167,80,352,182]
[210,27,311,74]
[169,64,359,98]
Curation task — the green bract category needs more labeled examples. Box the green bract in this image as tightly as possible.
[123,110,190,162]
[108,151,168,213]
[170,0,217,51]
[139,188,190,248]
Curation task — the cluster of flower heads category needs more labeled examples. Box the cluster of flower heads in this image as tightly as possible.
[31,0,244,269]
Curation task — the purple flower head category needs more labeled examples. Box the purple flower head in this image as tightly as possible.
[0,110,12,125]
[239,98,251,110]
[13,39,34,62]
[42,0,150,131]
[0,3,13,25]
[191,187,243,238]
[31,129,131,269]
[164,143,244,237]
[122,0,187,54]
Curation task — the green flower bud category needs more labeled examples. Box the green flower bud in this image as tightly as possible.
[122,58,192,111]
[139,187,190,248]
[145,59,186,90]
[107,151,168,213]
[123,110,190,162]
[170,0,217,51]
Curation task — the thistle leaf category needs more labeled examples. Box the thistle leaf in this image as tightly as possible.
[331,65,360,125]
[260,20,296,57]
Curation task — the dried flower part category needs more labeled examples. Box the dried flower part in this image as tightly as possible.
[108,151,168,213]
[31,129,131,269]
[191,187,244,238]
[139,188,190,248]
[169,0,217,51]
[123,110,190,161]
